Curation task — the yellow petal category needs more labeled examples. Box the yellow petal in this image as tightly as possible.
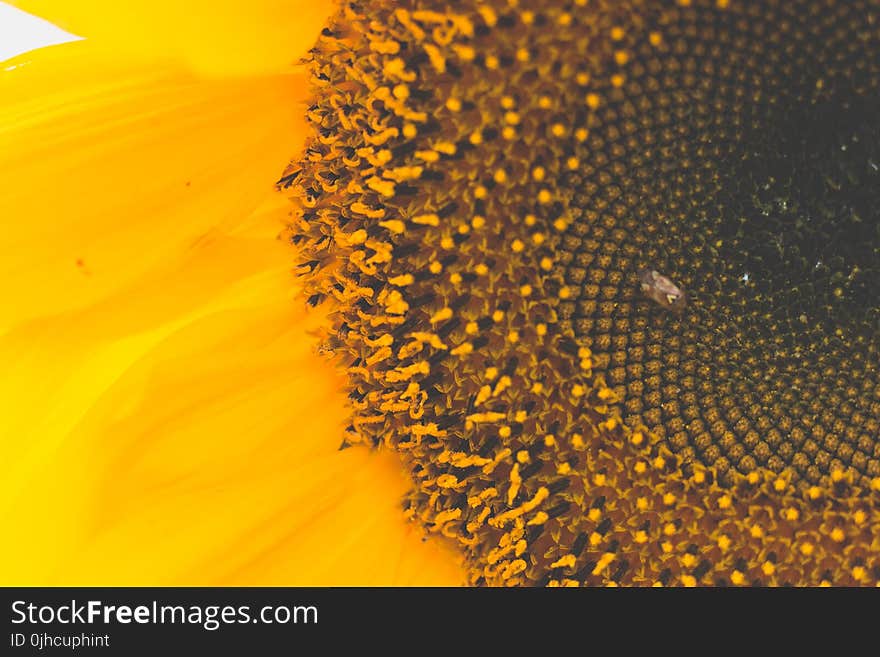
[0,40,303,334]
[0,228,462,584]
[11,0,334,76]
[0,40,464,584]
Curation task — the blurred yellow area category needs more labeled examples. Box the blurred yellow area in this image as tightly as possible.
[0,1,464,585]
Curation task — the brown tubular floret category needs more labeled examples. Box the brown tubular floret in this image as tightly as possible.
[286,0,880,586]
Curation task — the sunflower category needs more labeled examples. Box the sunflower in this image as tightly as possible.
[289,0,880,586]
[0,1,462,586]
[4,0,879,590]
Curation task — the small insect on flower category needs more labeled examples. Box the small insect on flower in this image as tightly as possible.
[638,268,687,313]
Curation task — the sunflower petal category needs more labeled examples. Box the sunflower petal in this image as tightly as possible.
[0,39,305,334]
[0,228,462,584]
[10,0,333,76]
[0,38,464,584]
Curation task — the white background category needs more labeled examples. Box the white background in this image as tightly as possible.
[0,2,81,64]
